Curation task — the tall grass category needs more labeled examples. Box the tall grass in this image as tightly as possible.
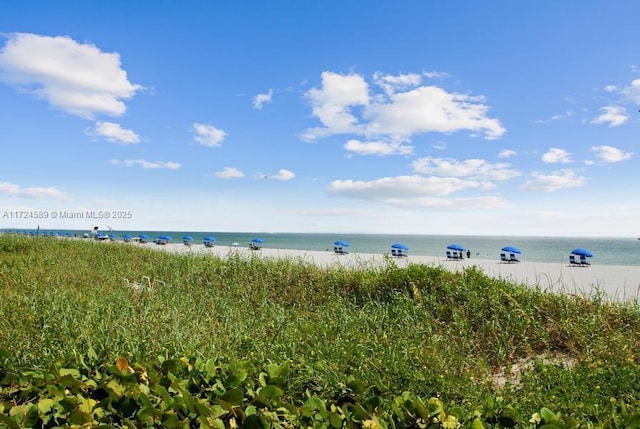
[1,234,639,420]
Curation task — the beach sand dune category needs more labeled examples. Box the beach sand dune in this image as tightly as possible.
[141,242,640,303]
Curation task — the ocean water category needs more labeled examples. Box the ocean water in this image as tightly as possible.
[5,229,639,267]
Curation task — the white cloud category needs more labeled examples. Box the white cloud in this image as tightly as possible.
[328,175,482,199]
[93,121,140,144]
[253,89,273,109]
[604,85,617,92]
[344,139,413,156]
[326,175,506,209]
[520,169,586,192]
[193,123,226,147]
[542,148,572,164]
[303,71,506,142]
[498,149,516,159]
[591,105,628,127]
[373,71,422,95]
[302,71,370,139]
[110,159,181,169]
[0,33,141,119]
[591,145,633,163]
[423,70,450,79]
[266,169,295,181]
[411,157,520,181]
[215,167,245,179]
[0,181,70,201]
[623,78,640,104]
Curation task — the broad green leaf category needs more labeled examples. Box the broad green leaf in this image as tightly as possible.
[68,409,92,425]
[37,398,56,414]
[106,379,126,397]
[347,379,367,394]
[257,385,284,406]
[540,407,559,423]
[23,404,39,427]
[59,368,81,378]
[471,417,484,429]
[220,387,244,406]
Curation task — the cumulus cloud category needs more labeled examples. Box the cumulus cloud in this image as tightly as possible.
[0,181,70,201]
[542,148,572,164]
[110,159,181,169]
[623,78,640,104]
[302,71,370,139]
[302,71,505,142]
[93,121,140,144]
[265,169,295,181]
[326,175,506,209]
[411,157,520,181]
[373,71,422,95]
[214,167,244,179]
[193,123,226,147]
[498,149,516,159]
[344,139,413,156]
[0,33,141,119]
[591,105,628,127]
[520,169,586,192]
[253,89,273,109]
[591,145,633,162]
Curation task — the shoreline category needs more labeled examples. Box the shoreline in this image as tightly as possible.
[136,241,640,303]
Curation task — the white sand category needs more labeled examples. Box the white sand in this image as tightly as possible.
[137,241,640,303]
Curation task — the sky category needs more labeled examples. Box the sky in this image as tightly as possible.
[0,1,639,237]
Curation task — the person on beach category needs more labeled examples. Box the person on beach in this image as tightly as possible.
[466,249,471,259]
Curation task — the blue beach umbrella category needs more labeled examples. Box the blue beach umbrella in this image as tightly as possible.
[252,237,265,243]
[391,243,409,250]
[447,243,465,251]
[157,235,172,241]
[182,235,193,241]
[122,233,133,239]
[334,240,350,247]
[571,248,593,257]
[501,246,522,254]
[203,236,216,242]
[139,234,149,238]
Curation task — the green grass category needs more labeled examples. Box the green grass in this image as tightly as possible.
[1,234,640,426]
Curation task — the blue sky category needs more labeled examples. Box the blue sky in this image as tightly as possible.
[1,1,638,237]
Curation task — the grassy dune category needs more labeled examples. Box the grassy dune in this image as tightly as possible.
[1,235,640,426]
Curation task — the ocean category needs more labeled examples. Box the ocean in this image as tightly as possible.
[4,229,639,267]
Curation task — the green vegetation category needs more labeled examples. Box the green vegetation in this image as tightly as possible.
[1,234,640,427]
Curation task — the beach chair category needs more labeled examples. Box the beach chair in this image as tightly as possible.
[391,248,398,257]
[509,253,520,263]
[580,255,591,266]
[446,251,452,260]
[500,253,508,263]
[569,255,578,266]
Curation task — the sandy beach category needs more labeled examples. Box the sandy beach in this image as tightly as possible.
[139,241,640,303]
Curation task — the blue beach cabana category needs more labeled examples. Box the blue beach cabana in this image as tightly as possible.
[446,243,465,260]
[203,236,216,247]
[334,240,350,254]
[155,235,172,245]
[183,235,194,246]
[122,233,133,242]
[570,248,593,266]
[250,237,264,250]
[500,246,521,263]
[391,243,409,257]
